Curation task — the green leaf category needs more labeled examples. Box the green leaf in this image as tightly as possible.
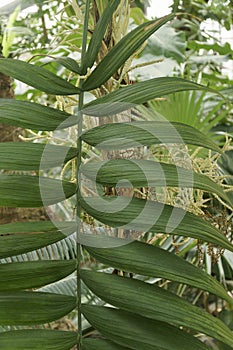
[0,175,76,207]
[83,338,131,350]
[82,14,175,91]
[80,196,233,251]
[0,292,76,325]
[80,159,232,208]
[83,77,218,114]
[82,305,208,350]
[0,143,77,171]
[0,260,76,291]
[0,58,79,95]
[0,330,77,350]
[84,240,233,304]
[0,99,77,131]
[0,221,75,258]
[81,121,220,152]
[81,271,233,347]
[81,0,121,72]
[55,57,82,74]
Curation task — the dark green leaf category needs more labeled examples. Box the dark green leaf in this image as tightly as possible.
[80,159,232,208]
[0,260,76,291]
[55,57,82,74]
[0,143,77,171]
[0,221,75,258]
[0,99,77,131]
[82,305,208,350]
[83,78,218,114]
[80,196,233,251]
[82,14,175,91]
[0,175,76,207]
[81,270,233,347]
[0,330,76,349]
[84,240,233,304]
[83,338,131,350]
[81,121,220,152]
[0,292,76,325]
[81,0,121,73]
[0,59,79,95]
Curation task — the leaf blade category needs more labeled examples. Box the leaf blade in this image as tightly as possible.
[0,175,76,207]
[81,270,233,347]
[82,14,175,91]
[0,143,77,171]
[82,0,121,72]
[0,221,75,258]
[82,305,208,350]
[84,240,233,304]
[0,99,77,131]
[0,292,76,325]
[0,260,76,291]
[83,77,218,114]
[80,159,232,208]
[81,196,233,251]
[0,330,77,350]
[81,121,220,152]
[0,58,79,95]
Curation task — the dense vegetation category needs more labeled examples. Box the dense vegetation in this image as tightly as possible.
[0,1,233,349]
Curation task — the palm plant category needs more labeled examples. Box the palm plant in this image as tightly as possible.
[0,1,233,349]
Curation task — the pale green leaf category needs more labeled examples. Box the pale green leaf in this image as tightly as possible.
[80,159,232,208]
[83,78,218,115]
[82,14,175,91]
[0,143,77,171]
[80,196,233,251]
[0,292,76,325]
[0,221,75,258]
[0,260,75,291]
[81,121,220,152]
[0,330,77,350]
[0,58,79,95]
[0,99,77,131]
[84,240,233,304]
[82,305,208,350]
[81,270,233,347]
[82,0,121,72]
[0,175,76,207]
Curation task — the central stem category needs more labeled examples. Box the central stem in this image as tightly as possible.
[76,1,91,348]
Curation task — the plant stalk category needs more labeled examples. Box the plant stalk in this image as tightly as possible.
[76,0,91,348]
